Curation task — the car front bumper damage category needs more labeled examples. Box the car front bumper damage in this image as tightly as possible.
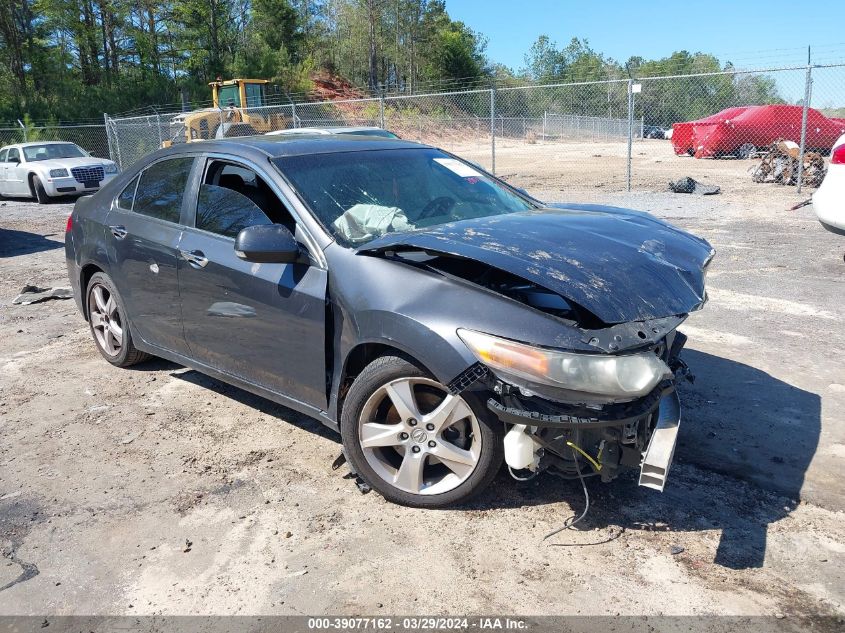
[480,350,688,492]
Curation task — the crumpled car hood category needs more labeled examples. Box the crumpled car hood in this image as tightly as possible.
[359,205,714,324]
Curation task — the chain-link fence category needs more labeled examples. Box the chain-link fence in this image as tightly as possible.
[0,124,110,158]
[88,63,845,197]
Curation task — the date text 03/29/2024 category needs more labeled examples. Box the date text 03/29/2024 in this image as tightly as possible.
[306,617,528,630]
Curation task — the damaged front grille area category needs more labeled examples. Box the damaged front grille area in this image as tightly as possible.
[484,330,689,486]
[491,385,671,483]
[487,379,672,429]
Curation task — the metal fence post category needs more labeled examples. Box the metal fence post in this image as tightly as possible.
[17,119,26,142]
[379,93,385,129]
[542,111,546,142]
[490,87,496,174]
[156,112,163,147]
[796,64,814,194]
[626,79,634,192]
[108,115,124,169]
[104,113,115,163]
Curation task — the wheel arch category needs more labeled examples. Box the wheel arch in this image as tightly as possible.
[332,320,477,433]
[79,262,105,320]
[335,341,434,434]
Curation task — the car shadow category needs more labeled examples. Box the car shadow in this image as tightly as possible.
[0,227,63,258]
[165,365,338,442]
[137,350,819,571]
[464,349,820,570]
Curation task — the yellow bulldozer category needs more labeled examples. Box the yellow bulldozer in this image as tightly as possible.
[165,79,288,146]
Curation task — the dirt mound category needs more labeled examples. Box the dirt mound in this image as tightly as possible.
[308,71,369,102]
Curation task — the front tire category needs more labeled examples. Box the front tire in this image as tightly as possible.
[86,272,150,367]
[31,175,50,204]
[341,355,503,507]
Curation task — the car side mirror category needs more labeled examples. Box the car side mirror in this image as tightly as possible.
[234,224,302,264]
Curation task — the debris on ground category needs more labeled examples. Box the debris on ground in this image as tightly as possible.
[12,284,73,305]
[789,198,813,211]
[750,139,826,187]
[120,432,140,445]
[668,177,721,195]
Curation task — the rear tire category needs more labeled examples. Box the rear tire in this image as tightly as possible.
[86,272,151,367]
[31,175,50,204]
[341,355,503,507]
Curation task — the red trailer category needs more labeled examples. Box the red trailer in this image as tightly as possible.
[672,105,845,158]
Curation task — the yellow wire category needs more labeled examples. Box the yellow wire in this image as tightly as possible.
[566,441,602,472]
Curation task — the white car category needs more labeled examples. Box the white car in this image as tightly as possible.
[814,133,845,237]
[266,126,399,139]
[0,141,119,203]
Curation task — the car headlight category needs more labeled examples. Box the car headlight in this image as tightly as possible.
[50,168,68,178]
[103,163,118,174]
[457,329,672,398]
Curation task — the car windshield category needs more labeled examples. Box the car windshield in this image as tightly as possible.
[23,143,87,161]
[273,148,535,246]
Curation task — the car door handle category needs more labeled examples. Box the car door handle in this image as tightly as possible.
[180,249,208,268]
[109,225,128,240]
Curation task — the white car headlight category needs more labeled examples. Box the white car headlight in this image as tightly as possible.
[103,163,118,174]
[457,329,672,398]
[50,168,69,178]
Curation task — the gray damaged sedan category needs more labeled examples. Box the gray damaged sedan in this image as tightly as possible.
[65,135,714,507]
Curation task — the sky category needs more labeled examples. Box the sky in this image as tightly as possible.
[447,0,845,106]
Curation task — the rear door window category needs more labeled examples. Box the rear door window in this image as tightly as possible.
[0,149,7,162]
[132,157,194,223]
[117,174,140,211]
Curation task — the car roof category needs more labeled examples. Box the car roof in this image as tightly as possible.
[15,141,79,147]
[162,134,431,159]
[272,126,387,134]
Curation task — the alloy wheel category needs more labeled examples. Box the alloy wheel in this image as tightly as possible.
[88,283,124,356]
[358,377,481,495]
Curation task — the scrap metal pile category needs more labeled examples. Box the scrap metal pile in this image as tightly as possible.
[750,139,827,187]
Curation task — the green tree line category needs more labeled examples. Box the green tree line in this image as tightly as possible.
[0,0,783,125]
[0,0,489,122]
[516,38,784,126]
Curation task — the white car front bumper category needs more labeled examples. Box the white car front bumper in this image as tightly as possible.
[43,172,117,197]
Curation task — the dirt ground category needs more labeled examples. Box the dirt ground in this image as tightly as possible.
[1,142,844,626]
[448,136,816,199]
